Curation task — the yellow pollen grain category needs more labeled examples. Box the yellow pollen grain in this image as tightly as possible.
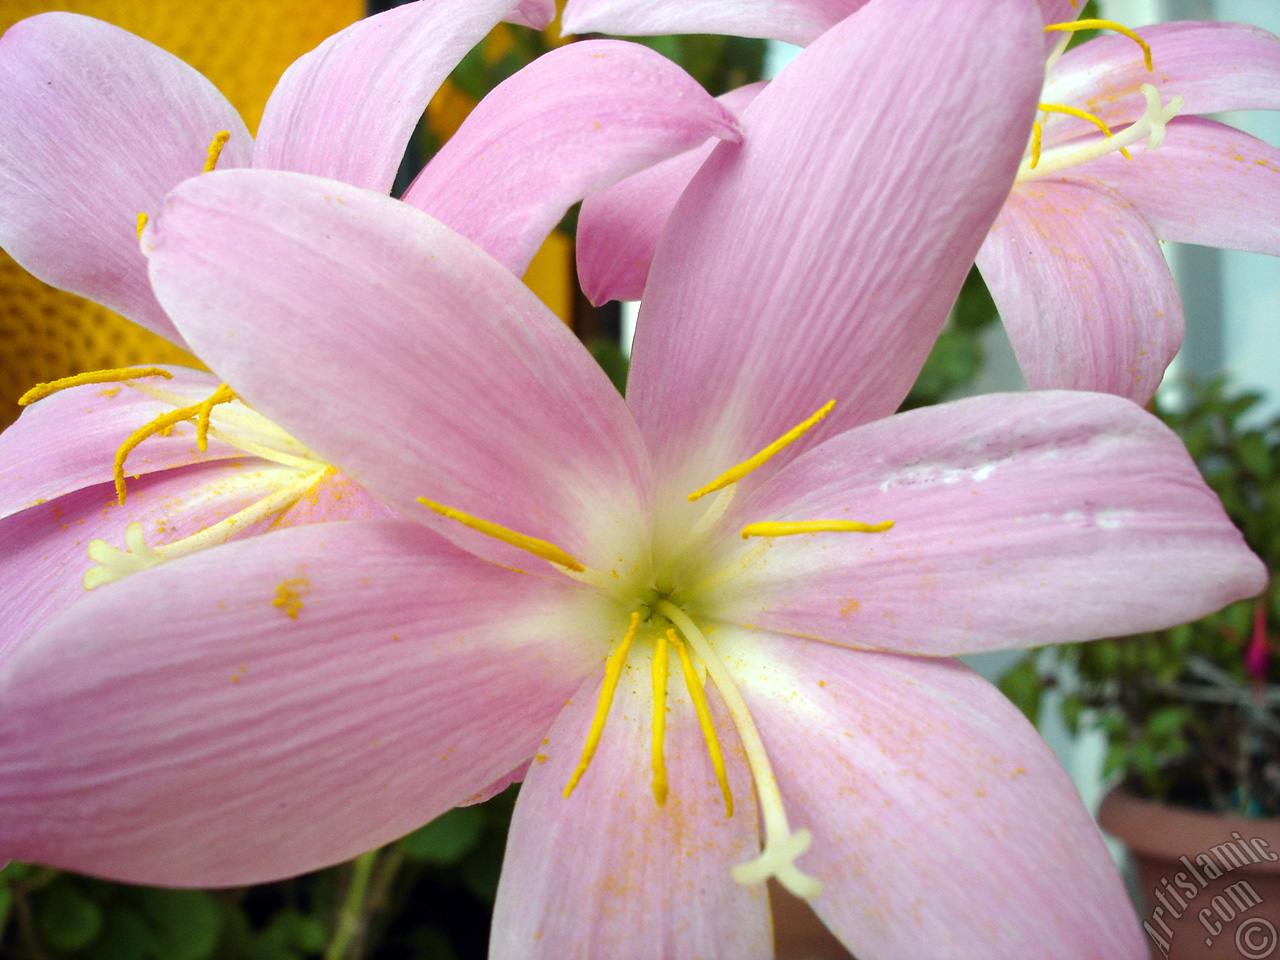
[670,630,733,818]
[136,212,149,240]
[564,612,640,798]
[272,577,308,618]
[651,629,670,806]
[416,497,584,572]
[688,400,836,502]
[18,366,173,406]
[1044,20,1153,71]
[203,130,232,173]
[1037,102,1132,160]
[740,519,894,540]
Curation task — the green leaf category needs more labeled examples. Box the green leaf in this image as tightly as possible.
[951,266,998,332]
[137,889,223,960]
[996,659,1043,723]
[1102,744,1127,778]
[37,880,104,951]
[0,862,32,882]
[399,806,486,865]
[1146,705,1191,738]
[86,906,155,960]
[588,338,630,395]
[1060,694,1086,736]
[287,913,326,954]
[1238,433,1272,480]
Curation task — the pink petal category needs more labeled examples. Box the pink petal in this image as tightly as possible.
[0,13,252,346]
[626,0,1043,503]
[705,391,1266,656]
[270,469,398,528]
[147,170,651,573]
[976,179,1183,403]
[492,642,769,960]
[459,761,530,807]
[252,0,533,193]
[0,366,239,521]
[0,460,305,659]
[724,627,1147,960]
[577,81,767,306]
[1074,117,1280,256]
[561,0,866,46]
[0,520,605,886]
[507,0,557,29]
[1036,0,1079,29]
[1043,21,1280,143]
[403,40,740,278]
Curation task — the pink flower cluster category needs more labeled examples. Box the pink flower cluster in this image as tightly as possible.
[0,1,1276,958]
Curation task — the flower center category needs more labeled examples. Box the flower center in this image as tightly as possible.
[416,401,897,898]
[1017,18,1184,184]
[20,367,331,588]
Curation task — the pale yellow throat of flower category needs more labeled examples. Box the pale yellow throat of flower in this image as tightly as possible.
[20,366,331,588]
[416,400,897,899]
[1021,17,1184,183]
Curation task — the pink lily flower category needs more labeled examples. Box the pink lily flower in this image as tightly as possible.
[0,1,740,653]
[1,2,1265,956]
[571,0,1280,404]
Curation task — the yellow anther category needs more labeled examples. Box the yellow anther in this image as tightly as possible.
[416,498,585,572]
[18,366,174,407]
[1038,102,1132,159]
[1044,19,1153,71]
[195,384,237,452]
[136,212,148,240]
[203,130,231,173]
[740,519,894,540]
[651,629,670,806]
[688,400,836,502]
[1030,121,1043,170]
[564,613,641,798]
[669,629,733,818]
[113,384,239,504]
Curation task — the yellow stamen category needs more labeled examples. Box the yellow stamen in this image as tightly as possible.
[194,384,238,451]
[740,519,894,540]
[18,366,174,406]
[203,130,231,173]
[658,601,822,898]
[84,469,330,589]
[688,400,836,502]
[651,630,670,806]
[669,629,733,818]
[113,384,239,504]
[1030,121,1043,169]
[416,498,584,572]
[136,212,149,240]
[1044,19,1153,71]
[1038,102,1132,159]
[564,612,641,798]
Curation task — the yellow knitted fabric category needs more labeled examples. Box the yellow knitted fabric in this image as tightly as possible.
[0,0,363,427]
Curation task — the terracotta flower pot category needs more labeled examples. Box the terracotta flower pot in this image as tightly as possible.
[1099,788,1280,960]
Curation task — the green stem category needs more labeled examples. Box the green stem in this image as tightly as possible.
[325,850,378,960]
